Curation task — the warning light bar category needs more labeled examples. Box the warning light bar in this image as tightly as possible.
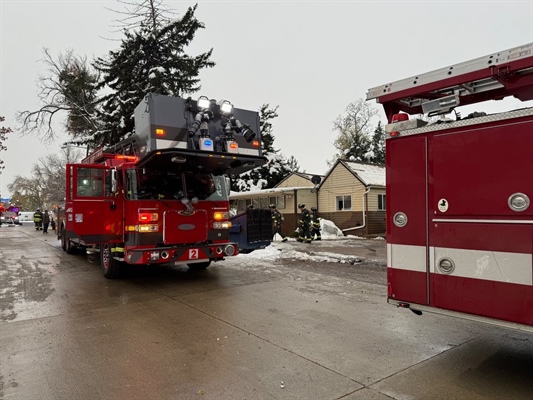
[115,155,138,162]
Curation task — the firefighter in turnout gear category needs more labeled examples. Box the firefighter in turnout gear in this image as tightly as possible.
[310,207,321,240]
[270,204,288,242]
[297,203,312,243]
[33,209,43,230]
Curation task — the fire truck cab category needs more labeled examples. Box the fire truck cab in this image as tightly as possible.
[367,43,533,332]
[58,93,269,278]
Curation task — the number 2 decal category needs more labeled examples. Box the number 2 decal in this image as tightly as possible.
[189,249,199,259]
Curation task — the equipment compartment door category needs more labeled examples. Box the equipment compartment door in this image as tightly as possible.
[387,135,429,305]
[66,164,122,244]
[429,120,533,325]
[431,222,533,325]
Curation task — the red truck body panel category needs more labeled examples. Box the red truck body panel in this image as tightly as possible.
[369,43,533,332]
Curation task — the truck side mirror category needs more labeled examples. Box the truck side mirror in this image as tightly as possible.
[111,169,118,194]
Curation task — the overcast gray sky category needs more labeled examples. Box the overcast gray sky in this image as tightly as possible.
[1,0,533,199]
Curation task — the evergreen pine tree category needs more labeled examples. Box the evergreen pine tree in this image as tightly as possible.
[92,4,214,147]
[17,3,214,149]
[286,155,301,173]
[369,121,385,164]
[232,104,291,191]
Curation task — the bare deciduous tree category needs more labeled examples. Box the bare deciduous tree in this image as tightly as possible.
[16,48,100,143]
[7,147,83,210]
[329,99,380,166]
[0,116,11,179]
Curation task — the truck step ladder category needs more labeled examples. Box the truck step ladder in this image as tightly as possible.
[367,43,533,120]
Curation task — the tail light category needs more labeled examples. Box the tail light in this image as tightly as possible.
[125,212,160,233]
[139,213,159,222]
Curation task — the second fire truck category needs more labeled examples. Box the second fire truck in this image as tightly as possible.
[58,93,269,278]
[367,43,533,333]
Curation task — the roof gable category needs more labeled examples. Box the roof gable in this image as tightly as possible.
[342,161,385,186]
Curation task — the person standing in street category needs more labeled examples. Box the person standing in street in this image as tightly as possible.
[42,210,50,234]
[270,204,288,242]
[297,203,312,243]
[310,207,321,240]
[33,209,43,230]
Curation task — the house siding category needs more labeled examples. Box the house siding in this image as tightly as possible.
[319,210,385,236]
[367,188,386,211]
[277,175,314,188]
[316,162,386,236]
[318,163,366,212]
[230,165,386,238]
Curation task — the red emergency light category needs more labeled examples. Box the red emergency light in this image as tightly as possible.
[138,213,158,222]
[390,113,409,137]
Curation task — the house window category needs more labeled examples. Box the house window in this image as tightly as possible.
[269,195,285,209]
[259,197,269,209]
[336,195,352,211]
[237,199,246,212]
[378,194,386,211]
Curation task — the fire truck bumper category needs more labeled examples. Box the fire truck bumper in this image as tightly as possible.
[124,243,238,265]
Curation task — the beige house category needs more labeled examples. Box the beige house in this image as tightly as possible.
[229,162,385,237]
[229,172,323,235]
[317,160,386,236]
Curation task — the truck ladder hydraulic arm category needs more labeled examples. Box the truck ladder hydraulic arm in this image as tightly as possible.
[367,43,533,121]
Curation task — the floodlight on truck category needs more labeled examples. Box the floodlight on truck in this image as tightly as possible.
[197,96,211,110]
[218,99,233,115]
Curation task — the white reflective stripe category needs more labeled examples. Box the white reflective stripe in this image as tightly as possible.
[156,139,187,149]
[237,148,260,156]
[389,244,533,285]
[388,244,427,272]
[433,219,533,224]
[433,247,532,285]
[429,246,436,274]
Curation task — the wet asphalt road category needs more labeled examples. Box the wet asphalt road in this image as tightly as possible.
[1,224,533,400]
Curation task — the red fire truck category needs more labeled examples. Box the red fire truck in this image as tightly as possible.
[367,43,533,332]
[57,93,268,278]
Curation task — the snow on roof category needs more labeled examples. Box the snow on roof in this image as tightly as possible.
[229,187,314,198]
[294,172,325,180]
[343,161,385,186]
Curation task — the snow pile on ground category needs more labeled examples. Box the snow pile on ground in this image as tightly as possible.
[283,218,348,240]
[237,218,375,265]
[320,218,346,239]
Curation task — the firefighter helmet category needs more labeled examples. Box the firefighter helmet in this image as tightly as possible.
[298,203,305,208]
[270,204,276,209]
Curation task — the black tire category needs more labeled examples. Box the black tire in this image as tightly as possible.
[100,243,123,279]
[187,260,211,271]
[61,227,76,254]
[61,227,66,251]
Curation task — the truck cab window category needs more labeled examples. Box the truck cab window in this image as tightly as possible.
[77,168,105,197]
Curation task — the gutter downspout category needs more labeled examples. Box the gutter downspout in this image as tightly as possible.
[342,187,371,233]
